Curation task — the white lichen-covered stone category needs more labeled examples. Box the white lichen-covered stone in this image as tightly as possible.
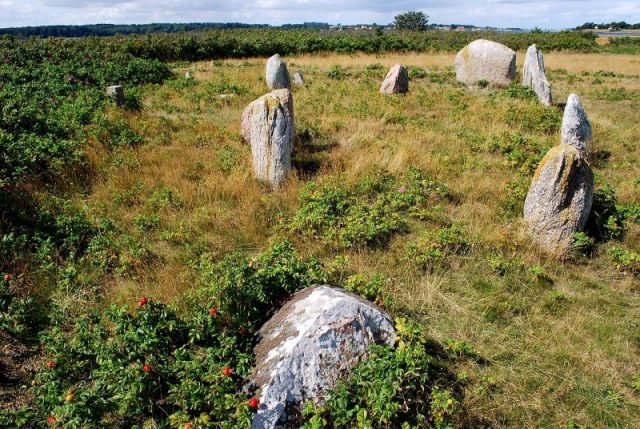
[454,39,516,87]
[293,71,304,85]
[250,285,396,429]
[523,144,594,257]
[240,89,294,188]
[561,94,593,154]
[106,85,125,106]
[184,71,192,79]
[522,44,552,106]
[265,54,291,90]
[379,64,409,94]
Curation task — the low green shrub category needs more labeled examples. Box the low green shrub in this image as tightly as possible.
[488,132,547,175]
[585,185,625,241]
[34,299,254,428]
[301,318,458,428]
[291,168,450,248]
[404,226,471,271]
[572,231,596,256]
[608,246,640,276]
[504,102,561,135]
[0,274,39,337]
[196,240,327,332]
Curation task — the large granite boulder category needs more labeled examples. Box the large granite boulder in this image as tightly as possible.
[266,54,291,90]
[522,44,552,106]
[380,64,409,94]
[523,144,594,256]
[454,39,516,87]
[561,94,592,154]
[241,89,294,189]
[250,285,396,429]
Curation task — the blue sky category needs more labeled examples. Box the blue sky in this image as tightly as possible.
[1,1,639,29]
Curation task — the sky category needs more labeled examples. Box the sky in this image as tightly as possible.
[1,1,639,30]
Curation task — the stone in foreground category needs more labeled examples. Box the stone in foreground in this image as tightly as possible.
[250,285,396,429]
[522,44,552,106]
[454,39,516,87]
[106,85,125,106]
[293,71,304,85]
[265,54,291,90]
[380,64,409,94]
[561,93,592,154]
[523,144,594,257]
[241,89,294,188]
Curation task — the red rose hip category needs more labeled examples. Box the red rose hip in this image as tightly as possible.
[248,397,259,409]
[138,297,149,306]
[142,364,153,373]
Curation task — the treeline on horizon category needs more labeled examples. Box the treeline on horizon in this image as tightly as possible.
[95,29,604,61]
[0,22,331,37]
[576,21,640,30]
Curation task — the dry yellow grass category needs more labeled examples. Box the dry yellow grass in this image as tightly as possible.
[87,52,640,428]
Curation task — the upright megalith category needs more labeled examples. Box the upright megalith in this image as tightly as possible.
[523,44,552,106]
[454,39,516,87]
[293,71,304,85]
[250,285,396,429]
[241,89,294,189]
[106,85,125,106]
[523,144,594,257]
[265,54,290,90]
[561,94,593,154]
[380,64,409,94]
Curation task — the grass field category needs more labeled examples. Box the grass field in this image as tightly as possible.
[73,51,640,427]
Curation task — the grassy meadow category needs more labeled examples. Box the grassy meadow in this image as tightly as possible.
[65,50,640,427]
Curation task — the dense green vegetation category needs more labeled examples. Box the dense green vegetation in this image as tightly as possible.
[112,29,600,61]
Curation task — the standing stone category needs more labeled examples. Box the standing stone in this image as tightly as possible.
[523,144,594,257]
[250,285,396,429]
[106,85,125,106]
[265,54,291,90]
[379,64,409,95]
[561,94,593,154]
[185,71,192,79]
[522,44,552,106]
[241,89,294,189]
[454,39,516,87]
[293,71,304,85]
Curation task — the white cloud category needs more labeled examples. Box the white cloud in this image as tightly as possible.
[0,1,637,29]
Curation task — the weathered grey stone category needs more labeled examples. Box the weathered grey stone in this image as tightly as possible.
[454,39,516,87]
[379,64,409,94]
[106,85,125,106]
[523,144,594,257]
[522,44,552,106]
[184,71,192,79]
[250,285,396,429]
[561,94,593,154]
[265,54,291,90]
[240,89,294,189]
[293,71,304,85]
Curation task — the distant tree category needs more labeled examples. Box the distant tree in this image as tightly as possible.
[393,11,429,31]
